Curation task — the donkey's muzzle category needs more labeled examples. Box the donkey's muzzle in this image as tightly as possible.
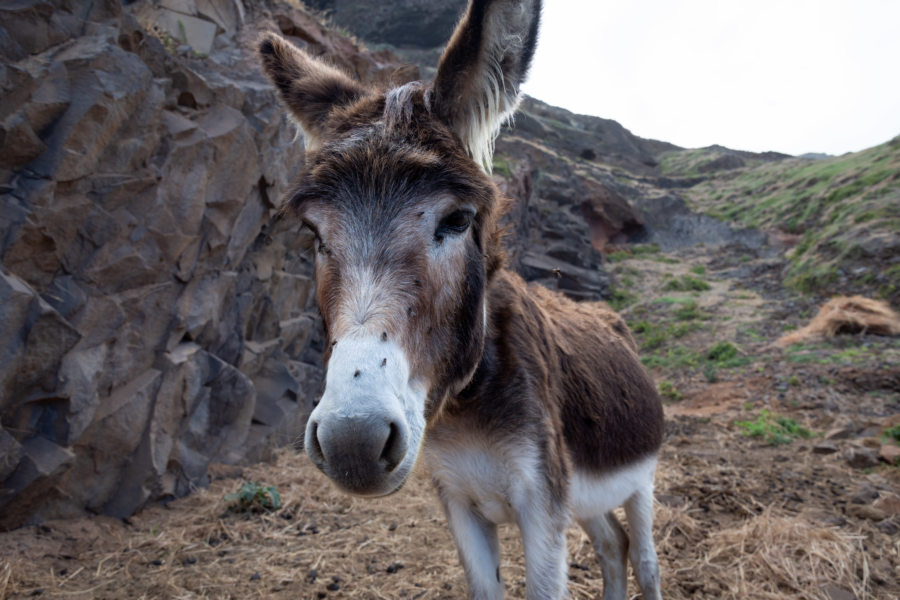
[306,410,410,495]
[303,335,426,496]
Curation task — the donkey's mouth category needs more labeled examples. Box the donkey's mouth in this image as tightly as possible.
[321,460,416,498]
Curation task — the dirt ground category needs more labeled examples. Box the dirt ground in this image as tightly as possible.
[2,244,899,600]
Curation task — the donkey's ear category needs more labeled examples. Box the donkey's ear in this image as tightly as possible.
[259,32,366,150]
[432,0,541,171]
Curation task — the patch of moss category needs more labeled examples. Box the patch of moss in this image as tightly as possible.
[706,341,749,367]
[658,381,683,402]
[662,274,711,292]
[674,300,705,321]
[735,410,815,446]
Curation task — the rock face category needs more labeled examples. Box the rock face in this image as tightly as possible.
[0,0,416,529]
[305,0,464,49]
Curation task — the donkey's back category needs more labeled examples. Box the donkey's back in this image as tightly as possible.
[524,276,665,473]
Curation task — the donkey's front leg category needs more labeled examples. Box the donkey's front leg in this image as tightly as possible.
[517,506,569,599]
[443,499,504,600]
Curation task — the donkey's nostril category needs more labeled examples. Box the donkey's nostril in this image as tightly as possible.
[307,420,325,465]
[379,421,405,472]
[379,421,406,473]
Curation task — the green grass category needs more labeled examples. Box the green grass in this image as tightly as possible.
[607,288,637,311]
[662,274,711,292]
[607,244,662,263]
[654,296,696,305]
[706,341,750,367]
[642,345,702,369]
[884,424,900,444]
[652,256,681,264]
[783,342,882,366]
[224,482,282,513]
[674,300,705,321]
[658,381,683,402]
[735,410,815,445]
[492,155,513,177]
[629,320,701,351]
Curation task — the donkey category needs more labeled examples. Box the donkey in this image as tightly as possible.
[258,1,664,598]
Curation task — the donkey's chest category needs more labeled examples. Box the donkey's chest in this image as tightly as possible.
[424,428,540,525]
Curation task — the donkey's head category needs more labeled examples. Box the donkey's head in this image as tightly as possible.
[259,0,541,496]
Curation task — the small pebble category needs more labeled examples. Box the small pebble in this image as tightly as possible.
[386,562,404,574]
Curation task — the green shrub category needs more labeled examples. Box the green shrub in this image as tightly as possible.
[707,341,737,363]
[658,381,683,401]
[885,424,900,444]
[607,288,636,311]
[662,274,711,292]
[674,300,704,321]
[735,410,814,445]
[492,155,513,177]
[224,482,282,513]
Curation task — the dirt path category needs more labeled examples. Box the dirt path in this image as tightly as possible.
[2,244,899,600]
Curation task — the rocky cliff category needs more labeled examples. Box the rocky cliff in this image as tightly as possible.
[0,0,421,529]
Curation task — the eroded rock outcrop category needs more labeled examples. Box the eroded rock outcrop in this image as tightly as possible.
[0,0,415,529]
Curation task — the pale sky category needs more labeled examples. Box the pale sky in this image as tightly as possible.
[521,0,900,156]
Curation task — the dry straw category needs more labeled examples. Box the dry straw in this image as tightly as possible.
[776,295,900,347]
[1,451,882,599]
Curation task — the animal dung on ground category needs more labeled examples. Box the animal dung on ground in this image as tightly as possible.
[775,295,900,347]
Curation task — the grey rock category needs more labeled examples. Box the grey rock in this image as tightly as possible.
[0,436,75,529]
[0,427,23,481]
[520,252,610,302]
[821,583,856,600]
[825,425,856,440]
[811,441,839,455]
[196,0,244,33]
[845,447,881,470]
[0,271,80,409]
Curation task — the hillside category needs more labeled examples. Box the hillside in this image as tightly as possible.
[665,138,900,301]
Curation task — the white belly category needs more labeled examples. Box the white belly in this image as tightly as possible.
[426,424,658,525]
[569,455,658,519]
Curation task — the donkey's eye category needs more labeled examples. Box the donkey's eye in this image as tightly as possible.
[302,220,328,256]
[435,210,474,242]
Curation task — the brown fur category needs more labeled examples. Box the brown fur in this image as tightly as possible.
[453,270,664,474]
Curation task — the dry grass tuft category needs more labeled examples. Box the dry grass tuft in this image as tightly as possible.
[682,509,867,600]
[0,560,11,599]
[776,295,900,346]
